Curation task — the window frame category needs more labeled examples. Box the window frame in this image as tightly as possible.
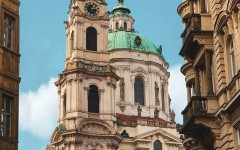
[88,85,100,113]
[161,84,165,111]
[153,140,162,150]
[86,27,97,51]
[124,22,127,31]
[116,22,119,30]
[3,14,14,50]
[238,129,240,149]
[229,39,236,77]
[134,77,145,106]
[70,31,74,50]
[0,94,12,138]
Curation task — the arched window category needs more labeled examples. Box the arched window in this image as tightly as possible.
[134,77,144,105]
[70,31,74,50]
[116,22,119,30]
[88,85,99,113]
[86,27,97,51]
[154,140,162,150]
[228,37,236,77]
[124,22,127,31]
[161,84,165,111]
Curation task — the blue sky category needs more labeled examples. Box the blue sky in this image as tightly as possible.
[19,0,186,150]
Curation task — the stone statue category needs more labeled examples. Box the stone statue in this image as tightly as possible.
[119,78,125,100]
[137,105,142,118]
[154,108,159,118]
[170,109,176,123]
[121,129,129,138]
[155,82,159,102]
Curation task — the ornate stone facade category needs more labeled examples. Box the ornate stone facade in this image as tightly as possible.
[46,0,184,149]
[0,0,20,150]
[178,0,240,149]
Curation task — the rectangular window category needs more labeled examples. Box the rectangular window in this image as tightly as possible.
[3,15,14,50]
[0,95,12,137]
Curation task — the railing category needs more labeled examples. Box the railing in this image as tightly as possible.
[182,96,207,124]
[66,61,116,73]
[181,14,201,43]
[116,118,169,128]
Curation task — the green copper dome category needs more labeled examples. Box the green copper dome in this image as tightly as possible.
[108,31,164,58]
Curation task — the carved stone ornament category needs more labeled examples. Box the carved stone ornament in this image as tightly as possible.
[154,108,160,118]
[119,78,125,100]
[119,103,126,112]
[155,82,159,103]
[79,123,112,135]
[137,105,142,118]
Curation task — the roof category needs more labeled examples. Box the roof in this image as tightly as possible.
[108,31,165,58]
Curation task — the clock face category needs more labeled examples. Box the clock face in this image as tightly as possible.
[84,2,100,17]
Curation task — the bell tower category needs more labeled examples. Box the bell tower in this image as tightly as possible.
[47,0,122,149]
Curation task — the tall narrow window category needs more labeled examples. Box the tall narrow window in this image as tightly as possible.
[4,15,14,50]
[161,84,165,111]
[229,38,236,77]
[1,95,12,137]
[70,31,74,50]
[88,85,99,113]
[154,140,162,150]
[200,0,206,13]
[124,22,127,31]
[134,77,144,105]
[86,27,97,51]
[116,22,119,31]
[63,93,66,117]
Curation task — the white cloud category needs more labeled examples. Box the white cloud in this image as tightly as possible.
[169,64,187,124]
[19,78,58,138]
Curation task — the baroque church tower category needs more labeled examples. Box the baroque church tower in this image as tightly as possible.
[47,0,184,149]
[0,0,20,150]
[48,0,122,149]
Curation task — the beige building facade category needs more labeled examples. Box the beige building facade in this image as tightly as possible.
[46,0,184,150]
[0,0,20,150]
[178,0,240,149]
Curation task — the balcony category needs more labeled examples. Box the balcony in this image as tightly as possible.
[182,96,207,124]
[181,14,201,43]
[179,14,213,59]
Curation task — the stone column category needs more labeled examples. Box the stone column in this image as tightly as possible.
[194,67,201,96]
[186,84,192,102]
[205,50,214,96]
